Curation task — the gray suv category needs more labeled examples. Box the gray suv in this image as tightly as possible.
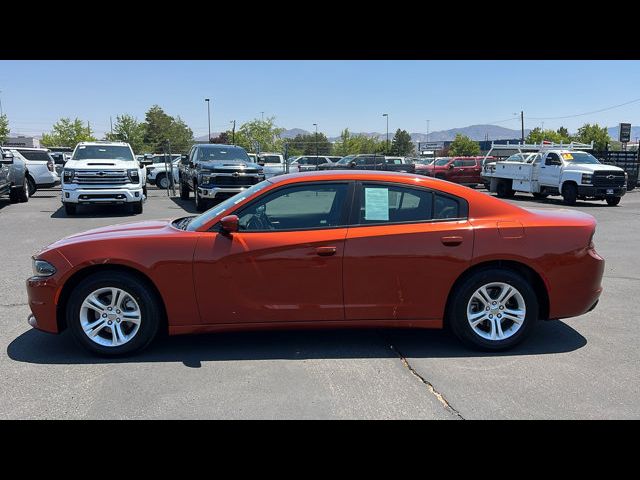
[0,147,29,203]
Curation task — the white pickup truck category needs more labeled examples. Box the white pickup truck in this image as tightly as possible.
[61,141,145,215]
[483,142,627,206]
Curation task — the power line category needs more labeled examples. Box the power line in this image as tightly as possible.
[527,97,640,120]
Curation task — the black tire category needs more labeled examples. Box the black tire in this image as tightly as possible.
[447,268,539,351]
[561,183,577,205]
[532,192,548,199]
[606,196,621,206]
[26,176,37,196]
[66,271,161,356]
[156,173,170,189]
[9,187,20,203]
[131,200,143,214]
[143,185,148,197]
[194,181,207,212]
[64,203,77,215]
[179,177,190,199]
[435,173,446,180]
[496,179,514,198]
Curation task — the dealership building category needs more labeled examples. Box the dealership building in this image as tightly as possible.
[2,135,41,148]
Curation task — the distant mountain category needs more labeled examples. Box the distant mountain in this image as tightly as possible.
[607,125,640,141]
[280,128,311,139]
[326,125,528,143]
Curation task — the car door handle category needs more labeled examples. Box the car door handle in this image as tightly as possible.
[316,246,337,256]
[441,236,463,246]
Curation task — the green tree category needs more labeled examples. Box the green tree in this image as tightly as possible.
[448,134,480,156]
[573,123,610,150]
[234,117,285,153]
[41,118,96,148]
[141,105,194,154]
[390,129,415,156]
[287,132,332,156]
[0,114,9,144]
[105,114,145,153]
[526,127,572,144]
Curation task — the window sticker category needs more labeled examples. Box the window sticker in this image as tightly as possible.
[364,187,389,221]
[562,153,573,160]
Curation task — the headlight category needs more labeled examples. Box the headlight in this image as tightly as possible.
[127,169,140,183]
[32,258,56,277]
[62,169,75,183]
[581,173,592,184]
[201,175,211,184]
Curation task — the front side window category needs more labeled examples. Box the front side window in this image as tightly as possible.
[358,184,464,224]
[545,153,561,165]
[238,183,349,231]
[72,145,134,161]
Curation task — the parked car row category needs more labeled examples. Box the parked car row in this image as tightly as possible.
[0,146,30,203]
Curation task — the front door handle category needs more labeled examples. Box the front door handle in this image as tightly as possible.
[316,246,337,256]
[441,236,463,246]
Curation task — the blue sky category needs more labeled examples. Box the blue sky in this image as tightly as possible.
[1,60,639,138]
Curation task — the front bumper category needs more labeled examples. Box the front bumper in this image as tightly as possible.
[198,186,252,199]
[61,185,144,204]
[576,185,626,197]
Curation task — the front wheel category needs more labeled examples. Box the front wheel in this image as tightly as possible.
[447,268,538,351]
[194,182,207,212]
[131,200,143,214]
[606,196,621,206]
[66,271,161,356]
[179,177,190,199]
[64,203,77,215]
[562,183,578,205]
[26,176,37,196]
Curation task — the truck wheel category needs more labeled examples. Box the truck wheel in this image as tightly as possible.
[65,270,161,356]
[26,176,37,197]
[131,201,143,214]
[194,182,207,212]
[496,180,514,198]
[9,185,28,203]
[447,268,538,351]
[179,178,190,199]
[532,192,548,199]
[64,203,77,215]
[157,173,169,189]
[562,183,578,205]
[143,185,148,197]
[606,197,621,206]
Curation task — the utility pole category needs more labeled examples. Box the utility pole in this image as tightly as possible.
[313,123,318,166]
[205,99,211,142]
[231,120,236,145]
[382,113,389,154]
[520,110,525,143]
[261,111,264,122]
[87,121,91,137]
[110,116,113,136]
[426,119,430,143]
[0,90,3,116]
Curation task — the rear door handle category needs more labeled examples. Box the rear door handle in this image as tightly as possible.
[316,246,337,256]
[441,236,463,246]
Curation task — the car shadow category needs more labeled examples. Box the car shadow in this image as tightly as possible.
[50,204,136,219]
[169,196,199,214]
[489,192,617,208]
[7,320,586,368]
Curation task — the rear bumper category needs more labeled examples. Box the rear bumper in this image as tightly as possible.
[576,185,626,197]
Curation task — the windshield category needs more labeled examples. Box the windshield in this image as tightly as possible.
[260,155,282,164]
[561,152,600,164]
[199,146,250,162]
[72,145,134,161]
[186,180,270,231]
[434,158,450,166]
[337,155,357,165]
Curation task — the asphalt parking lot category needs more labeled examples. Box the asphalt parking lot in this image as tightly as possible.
[1,185,639,419]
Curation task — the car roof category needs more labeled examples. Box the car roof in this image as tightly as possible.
[76,141,131,146]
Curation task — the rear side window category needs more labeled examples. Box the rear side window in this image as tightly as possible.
[17,150,53,162]
[434,194,460,219]
[462,160,476,167]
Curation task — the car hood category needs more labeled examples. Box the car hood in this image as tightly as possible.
[200,160,261,170]
[46,219,175,250]
[64,159,139,170]
[563,163,625,173]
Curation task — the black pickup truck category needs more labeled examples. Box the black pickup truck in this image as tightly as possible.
[317,154,415,173]
[178,144,265,211]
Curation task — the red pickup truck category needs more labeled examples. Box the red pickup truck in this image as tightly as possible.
[424,156,487,187]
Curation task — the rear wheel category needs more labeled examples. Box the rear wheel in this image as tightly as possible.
[157,173,170,189]
[26,176,37,196]
[562,183,577,205]
[64,203,77,215]
[532,192,548,199]
[606,196,621,206]
[496,179,514,198]
[179,177,190,199]
[66,271,161,356]
[435,173,446,180]
[448,268,538,351]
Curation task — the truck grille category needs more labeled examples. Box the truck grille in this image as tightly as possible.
[592,171,626,188]
[74,170,129,185]
[213,176,259,186]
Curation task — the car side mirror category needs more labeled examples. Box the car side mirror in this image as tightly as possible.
[220,215,239,234]
[1,152,14,164]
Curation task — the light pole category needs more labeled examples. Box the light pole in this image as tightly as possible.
[0,90,4,116]
[382,113,389,154]
[426,119,430,143]
[261,111,264,121]
[313,123,318,166]
[205,99,211,142]
[231,120,236,145]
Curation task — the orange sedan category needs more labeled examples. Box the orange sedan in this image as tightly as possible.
[26,171,604,356]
